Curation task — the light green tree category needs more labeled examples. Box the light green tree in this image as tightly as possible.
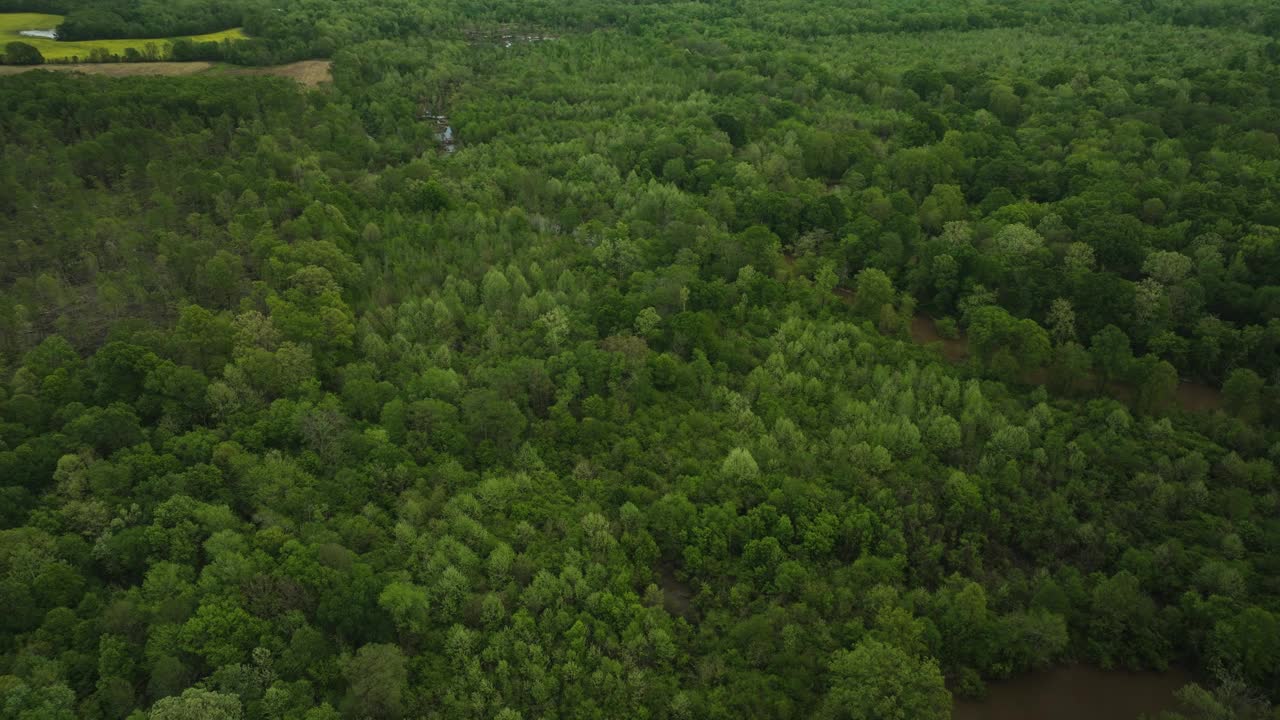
[150,688,242,720]
[819,639,950,720]
[721,447,759,483]
[378,581,431,637]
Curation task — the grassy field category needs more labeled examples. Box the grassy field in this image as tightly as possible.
[0,60,333,87]
[1,13,247,61]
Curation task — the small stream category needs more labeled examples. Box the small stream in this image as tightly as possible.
[418,107,455,153]
[952,666,1191,720]
[436,124,455,153]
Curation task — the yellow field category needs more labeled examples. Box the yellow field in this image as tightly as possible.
[1,13,247,61]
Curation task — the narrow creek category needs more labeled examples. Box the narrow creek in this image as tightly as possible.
[952,666,1191,720]
[908,311,1223,412]
[781,255,1224,413]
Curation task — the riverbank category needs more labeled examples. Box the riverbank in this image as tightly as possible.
[908,310,1223,412]
[779,256,1225,414]
[952,665,1191,720]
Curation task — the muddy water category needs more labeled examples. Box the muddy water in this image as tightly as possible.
[910,313,968,363]
[778,248,1226,414]
[952,666,1191,720]
[907,312,1223,413]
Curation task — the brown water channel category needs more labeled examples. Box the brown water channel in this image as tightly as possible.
[908,312,1222,412]
[952,665,1191,720]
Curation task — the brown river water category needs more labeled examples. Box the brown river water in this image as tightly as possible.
[952,666,1192,720]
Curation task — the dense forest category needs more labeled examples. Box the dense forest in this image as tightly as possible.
[1,0,1279,719]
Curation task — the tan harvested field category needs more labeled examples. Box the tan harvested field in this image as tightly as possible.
[0,61,212,77]
[0,60,332,86]
[215,60,333,87]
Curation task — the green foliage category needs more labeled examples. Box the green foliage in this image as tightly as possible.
[342,644,407,719]
[149,688,242,720]
[853,268,897,319]
[3,40,43,64]
[1,3,1280,719]
[820,639,951,720]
